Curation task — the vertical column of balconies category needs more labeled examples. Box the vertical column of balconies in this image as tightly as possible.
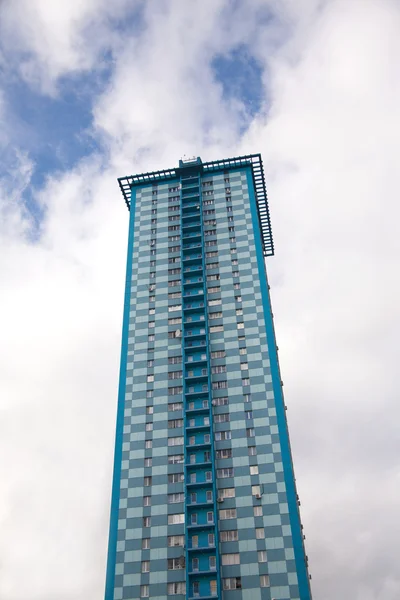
[180,174,221,600]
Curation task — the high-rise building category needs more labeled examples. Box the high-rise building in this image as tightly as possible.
[105,155,312,600]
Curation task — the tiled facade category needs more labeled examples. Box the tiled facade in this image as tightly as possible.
[105,157,312,600]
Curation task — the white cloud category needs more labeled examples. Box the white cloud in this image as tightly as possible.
[0,0,400,598]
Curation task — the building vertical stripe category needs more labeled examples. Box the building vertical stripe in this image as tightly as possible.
[246,167,312,600]
[104,190,137,600]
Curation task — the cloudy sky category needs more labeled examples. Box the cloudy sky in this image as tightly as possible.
[1,0,399,598]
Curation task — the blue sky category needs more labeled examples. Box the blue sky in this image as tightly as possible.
[1,1,400,600]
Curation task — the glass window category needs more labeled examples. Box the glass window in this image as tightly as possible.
[255,527,265,539]
[142,538,150,549]
[258,550,267,562]
[250,465,258,475]
[141,560,150,572]
[222,553,240,565]
[140,585,149,597]
[254,506,263,517]
[260,575,270,587]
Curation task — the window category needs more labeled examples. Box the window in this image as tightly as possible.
[260,575,270,587]
[252,485,261,496]
[214,413,229,423]
[168,473,184,483]
[207,511,214,523]
[211,365,226,374]
[211,350,225,358]
[208,299,222,307]
[223,577,241,590]
[168,225,180,232]
[207,274,220,281]
[193,581,200,596]
[168,558,184,570]
[145,423,153,431]
[144,476,152,486]
[217,468,234,478]
[206,262,219,270]
[222,553,240,566]
[144,458,152,468]
[246,428,255,438]
[244,393,251,402]
[245,410,253,420]
[167,582,186,595]
[219,487,235,498]
[250,465,259,475]
[241,362,248,371]
[169,386,183,395]
[205,239,217,247]
[168,514,184,524]
[168,317,182,325]
[209,556,216,570]
[242,378,250,386]
[190,492,197,503]
[208,533,215,546]
[168,436,183,446]
[140,585,149,598]
[168,454,184,464]
[205,471,212,481]
[168,355,182,364]
[209,312,222,320]
[256,528,265,539]
[205,250,218,257]
[234,282,240,289]
[204,433,210,443]
[147,374,154,383]
[143,516,151,527]
[248,446,257,456]
[254,506,263,517]
[215,431,231,441]
[149,272,155,279]
[142,538,150,549]
[168,304,182,312]
[208,286,220,294]
[168,535,184,547]
[212,380,227,389]
[235,295,242,302]
[168,418,183,428]
[258,550,267,564]
[210,325,223,333]
[146,406,153,415]
[168,256,180,263]
[168,268,181,275]
[189,436,195,446]
[216,449,232,459]
[168,493,184,504]
[168,370,183,380]
[239,347,246,355]
[213,396,228,406]
[220,509,237,520]
[169,235,180,242]
[210,580,217,596]
[148,334,155,342]
[237,322,244,330]
[191,535,198,548]
[168,280,181,288]
[168,291,181,299]
[220,530,238,542]
[169,245,180,253]
[146,389,153,399]
[141,560,150,573]
[168,402,183,412]
[149,294,155,301]
[206,490,213,502]
[149,308,155,316]
[191,513,198,525]
[145,440,152,449]
[190,473,197,483]
[192,558,199,572]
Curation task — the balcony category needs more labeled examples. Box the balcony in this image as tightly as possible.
[185,461,212,470]
[187,521,215,530]
[187,545,216,553]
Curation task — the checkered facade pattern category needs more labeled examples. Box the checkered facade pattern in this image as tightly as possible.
[105,157,312,600]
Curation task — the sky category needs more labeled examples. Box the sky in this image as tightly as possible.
[0,0,399,598]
